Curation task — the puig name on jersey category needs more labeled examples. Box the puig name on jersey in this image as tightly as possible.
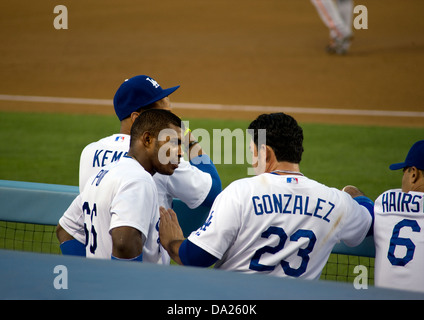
[252,193,334,223]
[380,191,423,214]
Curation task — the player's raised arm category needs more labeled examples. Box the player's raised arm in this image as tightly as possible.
[159,207,185,265]
[341,185,374,236]
[159,206,219,267]
[159,126,222,209]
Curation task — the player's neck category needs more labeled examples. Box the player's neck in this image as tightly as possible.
[411,179,424,193]
[119,119,132,135]
[127,151,154,175]
[269,162,302,175]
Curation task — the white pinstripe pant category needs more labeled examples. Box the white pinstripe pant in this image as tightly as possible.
[310,0,353,40]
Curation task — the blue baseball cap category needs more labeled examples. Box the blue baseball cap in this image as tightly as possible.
[113,75,180,121]
[389,140,424,170]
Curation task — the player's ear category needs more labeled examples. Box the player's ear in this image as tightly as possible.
[258,144,266,159]
[265,145,275,162]
[141,131,154,147]
[130,111,141,123]
[410,166,420,183]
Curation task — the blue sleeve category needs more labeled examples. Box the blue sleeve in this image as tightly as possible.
[60,239,86,256]
[354,196,374,237]
[189,154,222,207]
[179,239,218,267]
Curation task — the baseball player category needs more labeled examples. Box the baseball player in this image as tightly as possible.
[74,109,183,261]
[159,113,373,279]
[56,75,221,257]
[374,140,424,292]
[310,0,353,54]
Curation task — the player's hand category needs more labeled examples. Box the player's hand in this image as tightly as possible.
[183,127,203,160]
[159,206,185,262]
[342,185,365,198]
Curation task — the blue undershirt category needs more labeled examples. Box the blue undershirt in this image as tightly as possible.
[179,239,218,267]
[353,195,374,236]
[189,154,222,207]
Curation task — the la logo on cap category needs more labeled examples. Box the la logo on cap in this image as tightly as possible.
[146,77,160,88]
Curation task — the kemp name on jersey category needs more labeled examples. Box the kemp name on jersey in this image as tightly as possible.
[92,149,128,168]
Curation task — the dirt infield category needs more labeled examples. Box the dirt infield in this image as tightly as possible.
[1,0,423,127]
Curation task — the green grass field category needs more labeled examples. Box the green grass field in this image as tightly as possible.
[1,111,422,200]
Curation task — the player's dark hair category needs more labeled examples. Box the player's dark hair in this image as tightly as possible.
[130,109,184,148]
[248,113,304,163]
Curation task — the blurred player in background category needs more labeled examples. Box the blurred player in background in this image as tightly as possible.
[159,112,373,280]
[373,140,424,292]
[56,75,221,257]
[310,0,354,54]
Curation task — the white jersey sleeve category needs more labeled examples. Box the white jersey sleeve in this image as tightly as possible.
[153,159,212,209]
[334,191,372,247]
[109,178,157,239]
[374,189,424,293]
[58,193,85,244]
[187,186,240,259]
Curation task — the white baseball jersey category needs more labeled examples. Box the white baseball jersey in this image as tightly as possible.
[188,173,372,280]
[79,133,212,208]
[374,189,424,293]
[60,133,211,264]
[80,156,162,262]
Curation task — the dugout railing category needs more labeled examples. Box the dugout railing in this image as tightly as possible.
[0,179,375,283]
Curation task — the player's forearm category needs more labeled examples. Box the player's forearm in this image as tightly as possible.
[187,140,203,160]
[159,206,186,264]
[184,129,204,161]
[166,240,184,265]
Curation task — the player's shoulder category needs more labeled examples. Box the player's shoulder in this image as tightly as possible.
[104,157,153,184]
[82,134,129,151]
[222,175,260,194]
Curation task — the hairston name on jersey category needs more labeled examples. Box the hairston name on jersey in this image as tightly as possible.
[252,194,334,223]
[380,191,423,214]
